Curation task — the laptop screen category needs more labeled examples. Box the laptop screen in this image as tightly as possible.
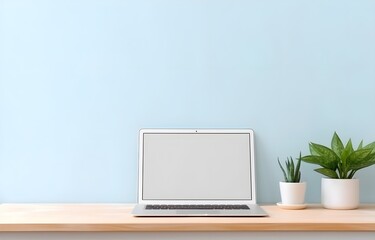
[141,131,253,201]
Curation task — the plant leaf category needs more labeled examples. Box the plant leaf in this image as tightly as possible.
[301,155,335,170]
[348,152,375,171]
[278,158,288,182]
[347,148,372,168]
[301,155,322,164]
[357,140,363,150]
[309,142,320,155]
[289,157,295,181]
[363,141,375,153]
[348,170,357,179]
[296,171,301,182]
[337,161,344,178]
[295,153,302,180]
[341,139,354,169]
[331,132,344,158]
[314,168,339,178]
[309,142,335,156]
[307,143,339,170]
[345,139,354,153]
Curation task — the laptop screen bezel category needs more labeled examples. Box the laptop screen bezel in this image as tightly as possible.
[137,128,257,205]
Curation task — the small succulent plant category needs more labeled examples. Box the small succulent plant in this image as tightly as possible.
[278,153,302,183]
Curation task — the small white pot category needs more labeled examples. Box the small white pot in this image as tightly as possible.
[321,178,359,210]
[279,182,306,205]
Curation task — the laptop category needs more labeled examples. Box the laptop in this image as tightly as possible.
[132,128,268,217]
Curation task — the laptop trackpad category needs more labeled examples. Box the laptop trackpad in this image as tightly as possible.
[176,210,221,215]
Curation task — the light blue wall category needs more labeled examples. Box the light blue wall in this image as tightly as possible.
[1,0,375,203]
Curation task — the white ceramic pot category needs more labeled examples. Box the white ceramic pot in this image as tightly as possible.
[321,178,359,210]
[279,182,306,205]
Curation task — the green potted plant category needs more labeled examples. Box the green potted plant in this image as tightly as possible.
[301,132,375,209]
[277,153,306,209]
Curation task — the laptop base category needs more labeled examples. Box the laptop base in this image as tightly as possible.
[132,204,268,217]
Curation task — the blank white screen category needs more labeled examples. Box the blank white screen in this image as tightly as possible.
[142,133,252,200]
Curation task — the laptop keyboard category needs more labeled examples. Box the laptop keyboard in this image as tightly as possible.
[145,204,250,210]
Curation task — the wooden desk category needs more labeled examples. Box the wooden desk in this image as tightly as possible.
[0,204,374,232]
